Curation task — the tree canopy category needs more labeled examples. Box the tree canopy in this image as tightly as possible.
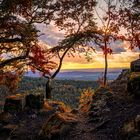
[0,0,97,72]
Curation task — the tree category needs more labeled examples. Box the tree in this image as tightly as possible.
[0,0,95,69]
[118,0,140,49]
[52,0,120,86]
[37,0,98,99]
[0,0,57,72]
[94,0,120,86]
[0,0,98,97]
[0,0,97,72]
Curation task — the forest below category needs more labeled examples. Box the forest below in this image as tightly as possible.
[18,77,99,108]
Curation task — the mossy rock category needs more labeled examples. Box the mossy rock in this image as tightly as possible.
[129,72,140,81]
[94,87,112,97]
[95,86,109,94]
[43,100,71,113]
[38,112,78,140]
[127,72,140,97]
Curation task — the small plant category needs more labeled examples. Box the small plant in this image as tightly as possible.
[79,88,94,112]
[97,72,108,87]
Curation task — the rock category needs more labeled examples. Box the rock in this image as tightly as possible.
[130,57,140,72]
[127,72,140,97]
[38,112,78,140]
[4,94,25,114]
[87,86,112,132]
[116,69,130,81]
[43,100,71,113]
[25,93,44,109]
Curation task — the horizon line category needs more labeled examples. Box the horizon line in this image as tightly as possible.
[60,67,129,70]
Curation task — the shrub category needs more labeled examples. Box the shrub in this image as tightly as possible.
[79,88,94,112]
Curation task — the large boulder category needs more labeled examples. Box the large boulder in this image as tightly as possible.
[38,112,78,140]
[127,72,140,97]
[25,93,44,110]
[4,94,25,114]
[43,100,71,113]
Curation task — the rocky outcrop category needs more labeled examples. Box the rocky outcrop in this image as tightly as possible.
[0,99,73,140]
[88,87,112,129]
[115,69,130,82]
[127,72,140,97]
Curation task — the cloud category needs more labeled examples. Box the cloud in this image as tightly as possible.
[36,24,139,56]
[36,24,64,46]
[111,41,126,53]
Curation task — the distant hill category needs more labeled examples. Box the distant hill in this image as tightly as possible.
[25,68,123,81]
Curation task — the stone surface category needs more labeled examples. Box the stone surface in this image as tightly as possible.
[38,112,78,140]
[127,72,140,97]
[131,58,140,72]
[87,87,112,130]
[43,100,71,113]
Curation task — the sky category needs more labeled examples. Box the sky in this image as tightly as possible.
[37,1,140,70]
[37,23,140,70]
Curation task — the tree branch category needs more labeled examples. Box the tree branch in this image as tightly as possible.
[0,50,29,69]
[0,37,22,43]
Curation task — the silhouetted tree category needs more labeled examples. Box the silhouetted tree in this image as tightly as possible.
[118,0,140,49]
[53,0,120,86]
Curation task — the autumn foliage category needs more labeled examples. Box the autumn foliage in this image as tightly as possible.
[29,43,57,76]
[0,71,20,94]
[79,88,94,112]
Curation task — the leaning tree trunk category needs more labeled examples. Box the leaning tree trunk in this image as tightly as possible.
[45,48,69,99]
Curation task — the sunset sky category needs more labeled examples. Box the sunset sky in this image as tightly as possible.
[37,23,140,70]
[37,0,140,70]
